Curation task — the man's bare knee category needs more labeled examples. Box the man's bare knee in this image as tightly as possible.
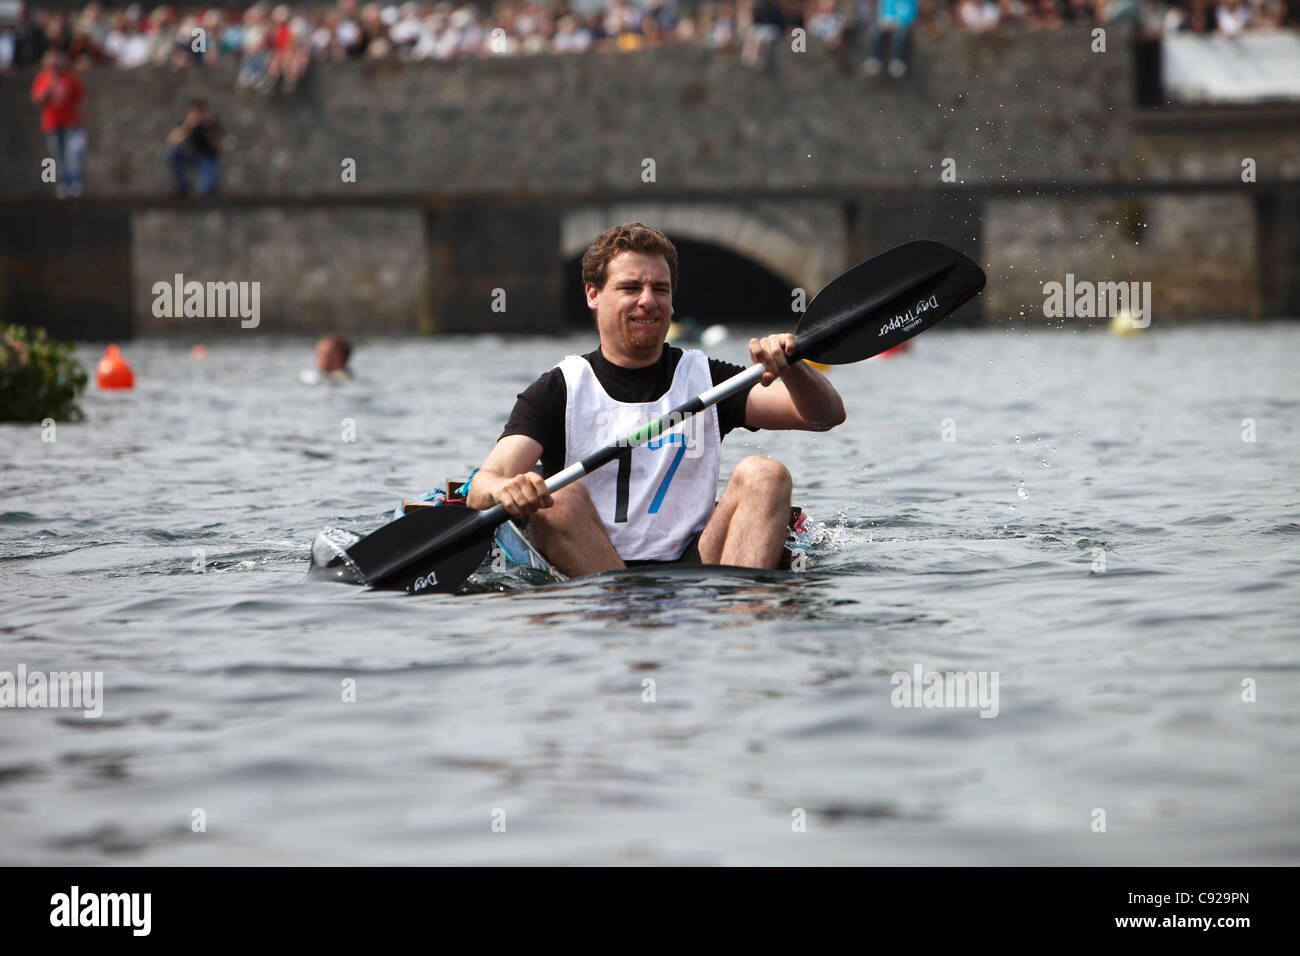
[733,456,792,496]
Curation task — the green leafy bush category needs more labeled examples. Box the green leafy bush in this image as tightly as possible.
[0,325,88,423]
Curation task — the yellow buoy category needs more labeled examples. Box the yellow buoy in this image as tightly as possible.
[1109,311,1144,336]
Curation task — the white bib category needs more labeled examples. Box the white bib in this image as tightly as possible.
[560,350,722,561]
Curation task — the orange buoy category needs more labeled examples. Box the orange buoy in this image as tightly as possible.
[97,344,135,389]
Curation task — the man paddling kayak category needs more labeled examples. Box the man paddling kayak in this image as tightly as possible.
[465,222,846,576]
[318,239,981,592]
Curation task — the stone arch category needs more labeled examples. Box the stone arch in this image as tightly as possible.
[560,202,847,298]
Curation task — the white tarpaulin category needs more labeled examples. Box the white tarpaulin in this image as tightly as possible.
[1163,31,1300,104]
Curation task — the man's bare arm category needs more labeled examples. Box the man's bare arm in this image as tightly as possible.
[167,116,194,146]
[465,434,553,517]
[743,333,847,431]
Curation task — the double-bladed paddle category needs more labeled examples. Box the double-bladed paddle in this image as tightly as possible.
[325,239,985,593]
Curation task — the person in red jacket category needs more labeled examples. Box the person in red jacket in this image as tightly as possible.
[29,50,87,198]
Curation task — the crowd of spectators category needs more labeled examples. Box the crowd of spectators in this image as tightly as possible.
[2,0,1297,76]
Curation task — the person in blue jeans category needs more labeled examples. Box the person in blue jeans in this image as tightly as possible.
[166,99,223,197]
[865,0,916,78]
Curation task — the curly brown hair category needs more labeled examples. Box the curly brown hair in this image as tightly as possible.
[580,222,678,294]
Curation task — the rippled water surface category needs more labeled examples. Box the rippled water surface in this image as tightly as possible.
[2,325,1298,865]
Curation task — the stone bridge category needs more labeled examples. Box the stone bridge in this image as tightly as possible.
[2,26,1297,338]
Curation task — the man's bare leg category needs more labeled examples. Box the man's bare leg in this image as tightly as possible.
[697,456,793,569]
[526,481,625,577]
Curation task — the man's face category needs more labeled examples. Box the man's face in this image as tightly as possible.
[586,251,673,365]
[316,341,344,372]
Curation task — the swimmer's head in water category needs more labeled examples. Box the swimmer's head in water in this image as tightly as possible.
[316,333,352,373]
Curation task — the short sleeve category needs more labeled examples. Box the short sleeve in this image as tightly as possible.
[500,367,567,473]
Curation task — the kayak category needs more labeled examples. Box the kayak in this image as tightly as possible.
[307,479,823,590]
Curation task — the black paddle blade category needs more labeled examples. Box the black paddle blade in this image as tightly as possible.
[343,506,494,593]
[306,528,367,584]
[792,240,985,365]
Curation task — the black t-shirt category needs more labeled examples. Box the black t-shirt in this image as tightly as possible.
[184,118,222,158]
[501,346,756,477]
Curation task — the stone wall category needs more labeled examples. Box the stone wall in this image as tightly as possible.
[131,205,427,334]
[6,26,1296,200]
[983,192,1265,322]
[0,27,1149,199]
